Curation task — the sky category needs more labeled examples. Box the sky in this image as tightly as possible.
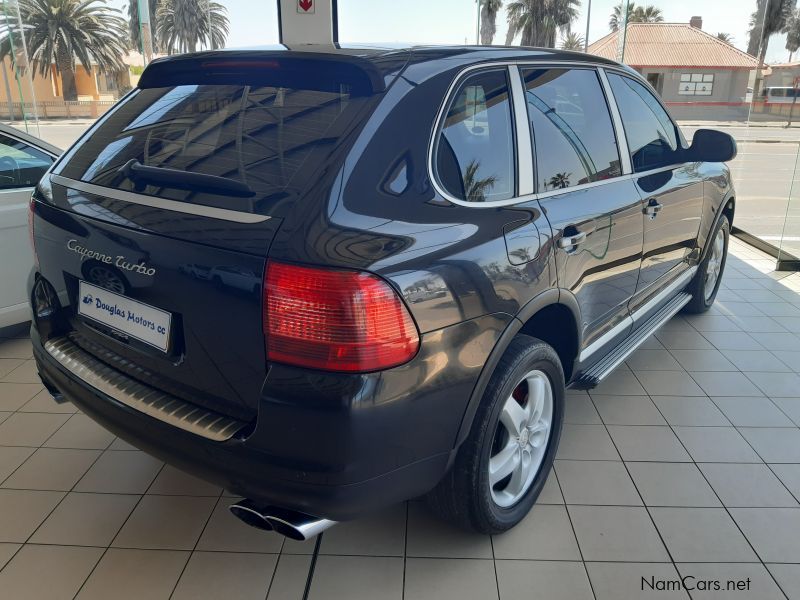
[108,0,794,65]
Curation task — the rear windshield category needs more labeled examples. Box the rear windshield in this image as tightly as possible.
[58,69,379,212]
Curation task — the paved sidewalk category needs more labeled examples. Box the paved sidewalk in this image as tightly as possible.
[0,238,798,599]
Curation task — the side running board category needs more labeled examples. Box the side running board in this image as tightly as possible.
[572,291,692,389]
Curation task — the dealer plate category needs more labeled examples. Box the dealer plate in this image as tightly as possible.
[78,281,171,352]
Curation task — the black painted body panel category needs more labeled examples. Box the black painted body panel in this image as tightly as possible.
[29,45,733,520]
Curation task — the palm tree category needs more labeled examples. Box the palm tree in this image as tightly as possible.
[505,0,580,47]
[549,172,572,189]
[747,0,796,96]
[463,161,497,202]
[480,0,503,45]
[716,32,734,44]
[0,0,127,101]
[786,9,800,60]
[634,4,663,22]
[609,2,634,31]
[561,31,585,50]
[128,0,161,52]
[609,2,664,31]
[156,0,229,54]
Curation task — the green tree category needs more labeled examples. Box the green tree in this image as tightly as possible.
[785,9,800,60]
[156,0,229,54]
[716,32,734,44]
[505,0,580,47]
[609,2,664,31]
[128,0,161,52]
[480,0,503,45]
[0,0,127,101]
[561,31,585,50]
[747,0,796,95]
[463,161,497,202]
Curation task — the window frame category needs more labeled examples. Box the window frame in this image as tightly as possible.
[430,66,523,205]
[428,61,689,208]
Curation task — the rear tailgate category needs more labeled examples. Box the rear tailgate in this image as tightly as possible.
[34,50,401,419]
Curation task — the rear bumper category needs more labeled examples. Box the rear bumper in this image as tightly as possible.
[31,315,506,520]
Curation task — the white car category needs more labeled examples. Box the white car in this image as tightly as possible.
[0,124,60,328]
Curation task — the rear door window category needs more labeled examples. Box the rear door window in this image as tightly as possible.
[521,68,622,193]
[606,73,679,172]
[435,69,516,203]
[57,65,380,213]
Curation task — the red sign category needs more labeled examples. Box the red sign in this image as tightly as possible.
[297,0,314,13]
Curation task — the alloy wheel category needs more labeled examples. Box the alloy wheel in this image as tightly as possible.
[488,369,553,508]
[704,227,725,301]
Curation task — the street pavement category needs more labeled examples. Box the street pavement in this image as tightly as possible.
[7,118,800,258]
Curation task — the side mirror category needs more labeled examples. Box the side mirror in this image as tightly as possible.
[687,128,737,162]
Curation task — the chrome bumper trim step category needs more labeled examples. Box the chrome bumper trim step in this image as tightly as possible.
[44,337,246,442]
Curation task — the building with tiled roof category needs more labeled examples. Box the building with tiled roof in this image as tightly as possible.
[588,18,758,107]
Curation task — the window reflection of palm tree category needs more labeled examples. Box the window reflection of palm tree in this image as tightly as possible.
[549,172,572,189]
[527,89,597,183]
[464,160,497,202]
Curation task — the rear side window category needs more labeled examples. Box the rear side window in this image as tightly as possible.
[522,68,621,193]
[0,133,53,189]
[606,73,679,172]
[58,67,379,212]
[435,69,515,203]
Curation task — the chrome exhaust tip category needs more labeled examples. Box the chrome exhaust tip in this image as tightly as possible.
[228,500,336,541]
[229,499,273,531]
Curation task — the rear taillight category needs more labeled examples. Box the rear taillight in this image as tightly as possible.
[264,261,420,372]
[28,197,38,269]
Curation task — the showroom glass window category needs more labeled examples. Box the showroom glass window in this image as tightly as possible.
[0,134,53,189]
[521,68,621,193]
[435,69,516,203]
[606,73,680,172]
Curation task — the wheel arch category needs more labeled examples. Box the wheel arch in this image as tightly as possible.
[700,193,735,263]
[452,289,581,448]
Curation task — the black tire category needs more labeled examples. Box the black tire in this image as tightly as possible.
[426,334,565,534]
[684,215,730,314]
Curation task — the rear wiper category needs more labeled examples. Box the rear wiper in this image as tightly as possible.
[119,159,255,198]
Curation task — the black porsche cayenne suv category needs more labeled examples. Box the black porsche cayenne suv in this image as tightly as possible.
[28,45,736,539]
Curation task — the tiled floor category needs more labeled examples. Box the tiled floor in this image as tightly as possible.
[1,237,800,599]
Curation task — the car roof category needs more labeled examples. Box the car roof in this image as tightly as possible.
[145,44,628,87]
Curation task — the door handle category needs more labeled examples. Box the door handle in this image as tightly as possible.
[643,198,664,218]
[557,230,587,249]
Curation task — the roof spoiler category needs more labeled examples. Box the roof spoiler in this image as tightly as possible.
[138,51,387,95]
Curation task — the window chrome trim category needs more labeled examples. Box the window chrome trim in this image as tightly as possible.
[428,60,654,209]
[50,174,271,224]
[598,68,632,175]
[508,65,534,196]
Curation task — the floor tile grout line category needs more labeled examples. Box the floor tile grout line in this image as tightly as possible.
[167,486,226,600]
[702,394,800,507]
[488,519,501,600]
[70,460,167,600]
[401,500,408,600]
[552,467,598,600]
[0,414,126,598]
[625,365,792,600]
[586,388,684,588]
